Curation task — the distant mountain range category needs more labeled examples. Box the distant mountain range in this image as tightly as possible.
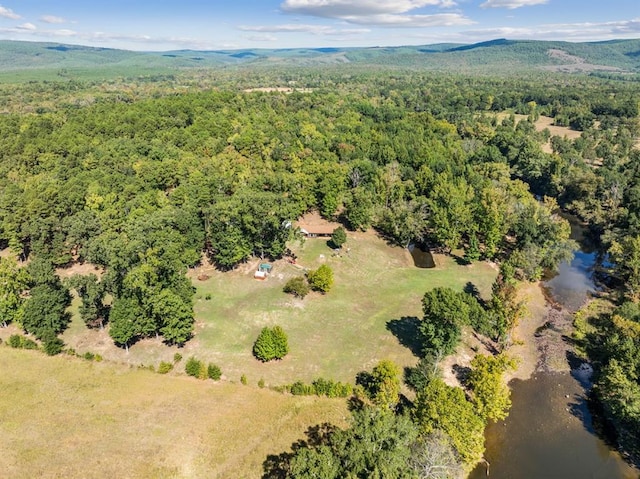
[0,38,639,80]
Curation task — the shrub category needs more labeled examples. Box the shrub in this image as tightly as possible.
[81,352,103,362]
[253,326,289,362]
[312,377,353,398]
[207,363,222,380]
[240,374,248,385]
[8,334,38,350]
[283,276,310,299]
[8,334,22,349]
[158,361,174,374]
[205,293,212,300]
[258,378,265,388]
[286,378,353,397]
[331,226,347,249]
[290,380,315,396]
[185,357,204,378]
[307,264,334,293]
[41,331,64,356]
[173,352,183,363]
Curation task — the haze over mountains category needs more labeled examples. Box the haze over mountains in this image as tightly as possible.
[1,38,639,78]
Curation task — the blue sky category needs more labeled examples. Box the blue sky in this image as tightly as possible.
[0,0,638,51]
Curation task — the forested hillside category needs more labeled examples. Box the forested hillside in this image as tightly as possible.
[1,65,640,475]
[1,38,640,82]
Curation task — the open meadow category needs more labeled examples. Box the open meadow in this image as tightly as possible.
[0,347,348,479]
[49,229,498,388]
[0,230,498,478]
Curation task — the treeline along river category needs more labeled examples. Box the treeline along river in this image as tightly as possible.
[470,215,639,479]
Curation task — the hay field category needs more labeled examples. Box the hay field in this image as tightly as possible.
[0,347,347,479]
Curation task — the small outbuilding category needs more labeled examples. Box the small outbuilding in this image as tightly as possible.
[259,263,273,273]
[294,211,341,238]
[254,263,273,280]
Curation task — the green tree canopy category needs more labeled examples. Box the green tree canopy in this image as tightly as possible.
[253,326,289,362]
[467,354,516,422]
[420,287,489,356]
[0,257,29,327]
[413,378,485,467]
[330,227,347,249]
[22,283,71,340]
[269,406,420,479]
[307,264,334,294]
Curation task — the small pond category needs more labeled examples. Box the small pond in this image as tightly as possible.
[408,243,435,268]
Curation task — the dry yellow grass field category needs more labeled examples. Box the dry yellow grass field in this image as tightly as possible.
[0,347,348,479]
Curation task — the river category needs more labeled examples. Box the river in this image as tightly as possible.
[469,215,639,479]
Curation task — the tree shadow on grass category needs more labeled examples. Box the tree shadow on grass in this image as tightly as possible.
[451,253,470,266]
[464,281,485,305]
[386,316,423,358]
[262,423,337,478]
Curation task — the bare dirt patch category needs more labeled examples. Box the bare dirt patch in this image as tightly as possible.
[55,261,103,279]
[294,210,343,235]
[543,48,622,73]
[505,281,551,381]
[243,87,313,93]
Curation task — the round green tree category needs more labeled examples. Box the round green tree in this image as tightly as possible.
[283,276,310,299]
[307,264,334,294]
[331,227,347,249]
[253,326,289,362]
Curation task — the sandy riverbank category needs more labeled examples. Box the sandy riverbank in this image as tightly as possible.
[441,279,573,388]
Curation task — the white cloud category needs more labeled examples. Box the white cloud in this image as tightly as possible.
[533,18,640,40]
[480,0,548,9]
[0,5,20,19]
[51,29,78,37]
[279,0,468,27]
[418,18,640,43]
[341,13,473,27]
[239,23,370,35]
[17,22,36,31]
[281,0,456,17]
[40,15,67,24]
[245,34,278,42]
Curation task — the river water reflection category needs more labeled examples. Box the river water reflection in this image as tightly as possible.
[469,373,638,479]
[469,219,639,479]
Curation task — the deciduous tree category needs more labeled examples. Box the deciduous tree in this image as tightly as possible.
[0,257,29,328]
[307,264,334,294]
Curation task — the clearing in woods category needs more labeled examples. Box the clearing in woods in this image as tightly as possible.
[0,228,500,477]
[48,229,498,387]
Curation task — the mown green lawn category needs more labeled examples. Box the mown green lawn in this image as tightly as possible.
[186,231,498,386]
[55,230,497,387]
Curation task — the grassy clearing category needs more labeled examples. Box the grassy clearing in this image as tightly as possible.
[56,231,497,387]
[0,347,347,479]
[495,113,584,154]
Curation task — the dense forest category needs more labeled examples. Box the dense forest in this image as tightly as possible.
[1,65,640,475]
